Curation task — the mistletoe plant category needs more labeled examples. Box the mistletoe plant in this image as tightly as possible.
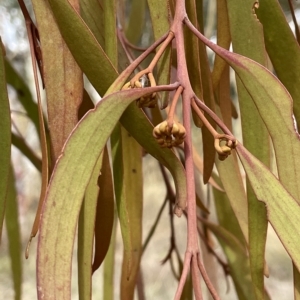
[2,0,300,299]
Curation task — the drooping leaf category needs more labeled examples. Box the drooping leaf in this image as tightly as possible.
[5,166,22,300]
[125,0,147,45]
[103,214,117,300]
[47,0,118,96]
[111,124,143,299]
[147,0,172,109]
[32,0,83,163]
[211,0,231,90]
[36,84,183,299]
[215,155,248,244]
[236,144,300,272]
[77,151,103,300]
[79,0,105,47]
[0,40,11,238]
[92,146,114,273]
[226,0,270,296]
[256,0,300,132]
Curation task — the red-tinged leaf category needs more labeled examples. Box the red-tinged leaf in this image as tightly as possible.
[32,0,83,163]
[47,0,118,96]
[92,146,114,273]
[36,84,184,300]
[5,166,22,300]
[0,40,11,237]
[236,144,300,272]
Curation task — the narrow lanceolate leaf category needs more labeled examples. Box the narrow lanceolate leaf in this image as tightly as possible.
[47,0,118,96]
[92,146,114,272]
[103,214,117,300]
[104,0,117,65]
[125,0,147,44]
[256,0,300,131]
[236,144,300,273]
[36,84,183,300]
[147,0,172,109]
[215,155,248,244]
[0,39,11,238]
[111,124,143,300]
[44,0,187,207]
[5,167,22,300]
[211,0,231,89]
[79,0,104,47]
[32,0,83,163]
[78,151,103,300]
[226,1,270,297]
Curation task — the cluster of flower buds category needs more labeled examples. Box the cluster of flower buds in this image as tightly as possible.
[153,120,186,148]
[122,73,157,108]
[214,134,237,161]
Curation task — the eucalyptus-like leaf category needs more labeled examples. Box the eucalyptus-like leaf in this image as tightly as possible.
[78,152,103,300]
[236,144,300,271]
[32,0,83,163]
[256,0,300,131]
[92,146,114,273]
[36,84,184,299]
[5,167,22,300]
[226,0,270,296]
[0,39,11,238]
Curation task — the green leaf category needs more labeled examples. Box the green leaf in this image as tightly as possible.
[147,0,172,108]
[126,0,147,44]
[103,214,117,300]
[37,84,183,299]
[79,0,105,47]
[215,155,248,244]
[256,0,300,132]
[236,144,300,272]
[211,0,231,89]
[77,151,103,300]
[111,124,143,299]
[226,0,270,296]
[5,166,22,300]
[0,40,11,238]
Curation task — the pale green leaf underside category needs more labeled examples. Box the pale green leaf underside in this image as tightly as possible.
[237,144,300,271]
